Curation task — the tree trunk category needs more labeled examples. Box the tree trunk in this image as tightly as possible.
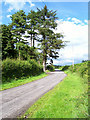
[33,38,34,47]
[43,58,46,72]
[38,60,40,65]
[43,35,46,72]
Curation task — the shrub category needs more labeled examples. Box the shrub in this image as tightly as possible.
[46,65,55,71]
[61,65,70,71]
[2,58,43,83]
[68,61,88,79]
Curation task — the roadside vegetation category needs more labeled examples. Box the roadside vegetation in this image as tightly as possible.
[21,61,88,118]
[1,58,55,90]
[60,61,88,79]
[0,73,47,91]
[2,58,43,83]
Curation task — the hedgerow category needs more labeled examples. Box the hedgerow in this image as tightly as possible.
[2,58,43,83]
[59,61,89,80]
[69,61,88,78]
[46,65,55,71]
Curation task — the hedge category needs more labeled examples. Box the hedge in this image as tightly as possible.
[46,65,55,71]
[59,61,88,79]
[69,61,88,78]
[2,58,43,83]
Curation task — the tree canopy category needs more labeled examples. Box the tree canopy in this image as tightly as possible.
[1,5,65,71]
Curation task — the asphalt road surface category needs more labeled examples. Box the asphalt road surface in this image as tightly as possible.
[0,70,67,118]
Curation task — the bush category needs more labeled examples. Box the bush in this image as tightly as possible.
[61,65,70,71]
[59,65,70,71]
[2,58,43,83]
[46,65,55,71]
[68,61,88,79]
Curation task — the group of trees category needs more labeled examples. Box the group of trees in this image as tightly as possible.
[1,5,65,71]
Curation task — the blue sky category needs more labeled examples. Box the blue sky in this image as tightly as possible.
[1,2,88,25]
[0,1,88,65]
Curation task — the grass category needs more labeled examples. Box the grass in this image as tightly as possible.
[21,70,88,118]
[0,73,48,91]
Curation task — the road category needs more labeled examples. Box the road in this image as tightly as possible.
[0,70,67,118]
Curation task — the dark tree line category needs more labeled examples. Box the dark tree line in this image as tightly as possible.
[1,5,65,72]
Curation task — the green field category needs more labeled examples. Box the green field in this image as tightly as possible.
[21,70,88,118]
[0,73,48,91]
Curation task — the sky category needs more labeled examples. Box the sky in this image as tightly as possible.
[0,0,88,66]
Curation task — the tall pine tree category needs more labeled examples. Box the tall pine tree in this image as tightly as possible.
[37,5,64,72]
[11,10,27,60]
[25,10,38,47]
[1,24,16,60]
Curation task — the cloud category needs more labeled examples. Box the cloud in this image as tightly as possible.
[7,14,11,18]
[67,17,71,20]
[84,20,88,24]
[28,0,35,7]
[3,0,35,12]
[71,17,85,25]
[8,6,13,12]
[53,18,88,65]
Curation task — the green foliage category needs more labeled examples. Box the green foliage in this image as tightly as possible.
[1,24,16,59]
[68,61,88,79]
[2,58,43,83]
[60,65,70,71]
[54,65,61,69]
[2,6,65,72]
[11,10,27,60]
[1,73,47,91]
[36,5,65,71]
[59,61,88,80]
[46,65,55,71]
[25,10,38,47]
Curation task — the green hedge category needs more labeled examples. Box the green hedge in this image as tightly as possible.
[2,58,43,83]
[46,65,55,71]
[59,61,89,80]
[69,61,88,78]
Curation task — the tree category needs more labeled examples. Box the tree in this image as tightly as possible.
[1,24,16,60]
[21,46,40,60]
[25,10,38,47]
[37,5,65,72]
[10,10,27,60]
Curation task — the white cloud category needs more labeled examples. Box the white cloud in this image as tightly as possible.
[53,18,88,65]
[3,0,35,12]
[39,0,44,1]
[28,0,35,7]
[67,17,71,20]
[84,20,88,24]
[71,17,83,24]
[8,6,13,12]
[7,14,11,18]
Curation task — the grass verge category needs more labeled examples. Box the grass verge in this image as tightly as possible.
[0,73,48,91]
[21,70,88,118]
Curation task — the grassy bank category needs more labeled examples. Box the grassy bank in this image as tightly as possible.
[0,73,48,91]
[21,70,88,118]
